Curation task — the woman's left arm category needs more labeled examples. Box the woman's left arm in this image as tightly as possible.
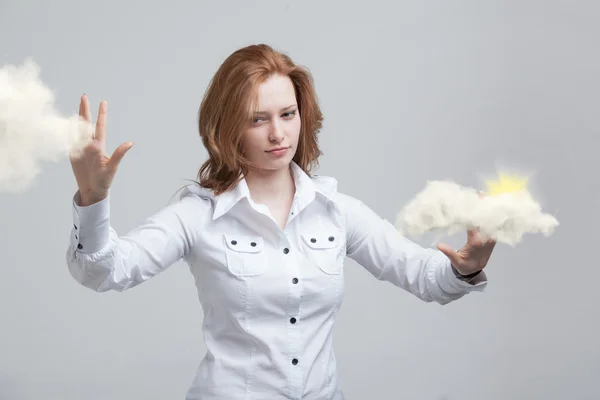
[337,193,494,305]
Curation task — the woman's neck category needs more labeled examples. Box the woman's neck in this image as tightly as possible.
[244,164,296,205]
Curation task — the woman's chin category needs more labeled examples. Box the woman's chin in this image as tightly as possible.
[252,157,293,173]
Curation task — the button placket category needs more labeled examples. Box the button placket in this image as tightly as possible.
[282,231,303,392]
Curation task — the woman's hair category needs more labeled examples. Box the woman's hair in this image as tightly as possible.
[196,44,324,195]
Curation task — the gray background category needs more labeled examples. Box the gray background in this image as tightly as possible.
[0,0,597,399]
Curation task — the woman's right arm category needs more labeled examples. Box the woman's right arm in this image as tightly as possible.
[66,189,204,292]
[65,94,203,292]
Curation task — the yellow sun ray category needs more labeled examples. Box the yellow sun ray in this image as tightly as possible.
[483,172,528,196]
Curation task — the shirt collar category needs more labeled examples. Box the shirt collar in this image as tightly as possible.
[211,161,337,220]
[211,174,251,220]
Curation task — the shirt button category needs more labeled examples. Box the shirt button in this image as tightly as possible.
[77,243,83,250]
[231,240,237,245]
[292,358,298,365]
[329,236,335,241]
[310,238,316,243]
[292,278,298,284]
[290,317,297,324]
[283,248,289,254]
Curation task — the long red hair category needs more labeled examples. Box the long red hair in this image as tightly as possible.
[197,44,324,195]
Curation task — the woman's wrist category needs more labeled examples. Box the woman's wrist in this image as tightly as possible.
[451,264,482,282]
[78,189,108,207]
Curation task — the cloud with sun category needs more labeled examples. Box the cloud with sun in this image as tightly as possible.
[395,172,559,246]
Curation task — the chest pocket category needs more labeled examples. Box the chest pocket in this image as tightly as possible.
[223,234,269,277]
[301,230,344,275]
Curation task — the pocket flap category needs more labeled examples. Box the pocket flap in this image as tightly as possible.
[224,234,264,253]
[301,231,342,250]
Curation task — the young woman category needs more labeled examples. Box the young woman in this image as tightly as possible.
[67,44,495,400]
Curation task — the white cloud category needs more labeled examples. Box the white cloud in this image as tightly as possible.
[0,59,93,193]
[396,180,559,246]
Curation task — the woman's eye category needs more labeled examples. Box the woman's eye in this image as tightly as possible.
[283,110,297,119]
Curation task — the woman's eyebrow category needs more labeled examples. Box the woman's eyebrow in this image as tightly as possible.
[253,104,297,115]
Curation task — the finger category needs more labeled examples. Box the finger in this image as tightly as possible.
[95,100,107,142]
[107,141,134,173]
[467,228,480,242]
[77,94,95,142]
[82,94,92,122]
[436,242,460,265]
[469,228,494,245]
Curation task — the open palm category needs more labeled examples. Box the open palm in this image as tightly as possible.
[69,94,133,206]
[436,229,497,275]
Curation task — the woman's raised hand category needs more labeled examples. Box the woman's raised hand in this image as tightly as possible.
[69,94,133,206]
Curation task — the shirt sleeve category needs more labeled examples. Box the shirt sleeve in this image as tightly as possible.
[66,190,205,293]
[337,193,487,305]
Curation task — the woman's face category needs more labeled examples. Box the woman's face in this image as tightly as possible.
[242,74,301,172]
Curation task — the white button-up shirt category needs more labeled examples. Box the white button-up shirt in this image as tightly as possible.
[66,162,487,400]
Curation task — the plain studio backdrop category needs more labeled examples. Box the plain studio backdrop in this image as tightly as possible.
[0,1,597,399]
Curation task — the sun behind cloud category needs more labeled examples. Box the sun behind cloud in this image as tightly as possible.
[484,172,529,196]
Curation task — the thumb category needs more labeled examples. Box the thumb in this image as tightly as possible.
[107,141,134,172]
[436,242,460,265]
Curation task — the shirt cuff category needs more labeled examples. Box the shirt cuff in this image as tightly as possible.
[433,251,488,294]
[72,191,110,254]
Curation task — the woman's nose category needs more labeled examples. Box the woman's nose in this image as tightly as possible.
[269,120,285,142]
